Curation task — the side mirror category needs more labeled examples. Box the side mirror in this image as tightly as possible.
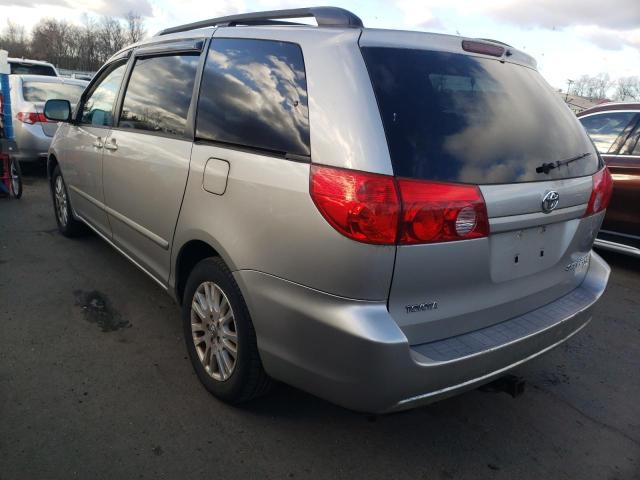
[44,99,72,122]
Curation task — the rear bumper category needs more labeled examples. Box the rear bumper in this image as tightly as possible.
[12,150,48,163]
[13,122,51,162]
[235,251,610,413]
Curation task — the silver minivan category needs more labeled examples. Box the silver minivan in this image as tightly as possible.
[44,8,611,413]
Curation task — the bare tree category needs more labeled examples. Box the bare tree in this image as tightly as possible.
[2,13,146,72]
[569,73,616,101]
[4,21,27,44]
[584,76,600,99]
[614,76,640,101]
[126,11,146,44]
[31,19,68,67]
[79,15,100,71]
[570,75,590,97]
[592,73,612,100]
[1,20,30,58]
[98,17,127,61]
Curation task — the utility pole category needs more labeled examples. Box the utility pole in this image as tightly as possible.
[565,79,574,101]
[1,49,16,150]
[1,49,19,196]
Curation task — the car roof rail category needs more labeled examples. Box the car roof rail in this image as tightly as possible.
[156,7,364,36]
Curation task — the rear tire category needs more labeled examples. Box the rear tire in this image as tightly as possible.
[9,159,22,199]
[182,257,272,404]
[51,165,86,237]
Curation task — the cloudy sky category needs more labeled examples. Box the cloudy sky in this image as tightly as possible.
[1,0,638,89]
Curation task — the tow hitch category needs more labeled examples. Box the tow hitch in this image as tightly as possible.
[480,374,526,398]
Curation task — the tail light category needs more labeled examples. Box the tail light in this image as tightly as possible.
[16,111,48,124]
[584,167,613,217]
[397,178,489,244]
[310,165,489,245]
[310,165,399,245]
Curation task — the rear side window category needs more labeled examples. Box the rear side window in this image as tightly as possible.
[23,82,85,103]
[196,38,310,157]
[362,48,599,184]
[119,54,200,137]
[579,112,636,154]
[10,62,56,76]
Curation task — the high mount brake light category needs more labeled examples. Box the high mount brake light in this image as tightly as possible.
[461,40,505,57]
[584,167,613,217]
[310,165,490,245]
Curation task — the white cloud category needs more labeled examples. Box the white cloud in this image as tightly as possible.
[485,0,640,31]
[576,26,640,51]
[0,0,153,17]
[394,0,444,29]
[393,0,640,51]
[394,0,640,30]
[146,0,246,35]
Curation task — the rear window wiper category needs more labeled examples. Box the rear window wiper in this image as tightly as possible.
[535,152,592,175]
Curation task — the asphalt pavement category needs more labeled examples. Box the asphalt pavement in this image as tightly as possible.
[1,171,638,479]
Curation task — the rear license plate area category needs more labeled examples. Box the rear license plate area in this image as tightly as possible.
[489,221,575,282]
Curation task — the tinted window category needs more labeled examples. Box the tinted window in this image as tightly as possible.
[579,112,636,154]
[628,127,640,155]
[23,81,85,103]
[119,54,199,137]
[80,63,127,127]
[196,39,310,157]
[10,62,56,76]
[362,48,599,184]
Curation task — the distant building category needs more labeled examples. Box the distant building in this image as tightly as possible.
[559,93,610,114]
[57,69,95,81]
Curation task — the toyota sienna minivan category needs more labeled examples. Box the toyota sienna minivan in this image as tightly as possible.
[43,7,611,413]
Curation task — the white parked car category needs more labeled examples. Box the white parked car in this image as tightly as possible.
[7,57,59,77]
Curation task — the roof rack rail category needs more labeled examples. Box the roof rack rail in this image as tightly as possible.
[156,7,364,36]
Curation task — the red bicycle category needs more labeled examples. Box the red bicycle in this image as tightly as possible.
[0,152,22,199]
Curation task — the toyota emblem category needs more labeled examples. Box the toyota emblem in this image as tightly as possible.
[541,191,560,213]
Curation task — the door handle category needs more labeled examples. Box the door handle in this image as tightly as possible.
[104,138,118,151]
[93,137,104,149]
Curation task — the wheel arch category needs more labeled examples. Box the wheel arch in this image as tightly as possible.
[47,154,59,183]
[173,235,236,305]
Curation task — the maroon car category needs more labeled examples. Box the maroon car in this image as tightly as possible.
[578,102,640,257]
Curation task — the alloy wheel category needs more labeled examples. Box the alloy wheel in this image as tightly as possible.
[191,281,238,381]
[10,161,20,197]
[54,175,68,226]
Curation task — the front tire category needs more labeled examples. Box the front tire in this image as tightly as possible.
[51,165,85,237]
[182,257,272,404]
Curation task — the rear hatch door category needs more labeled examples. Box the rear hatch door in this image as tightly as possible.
[388,178,600,345]
[360,33,603,345]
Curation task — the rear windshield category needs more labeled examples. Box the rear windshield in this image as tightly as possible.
[10,62,57,76]
[22,81,85,103]
[361,47,599,184]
